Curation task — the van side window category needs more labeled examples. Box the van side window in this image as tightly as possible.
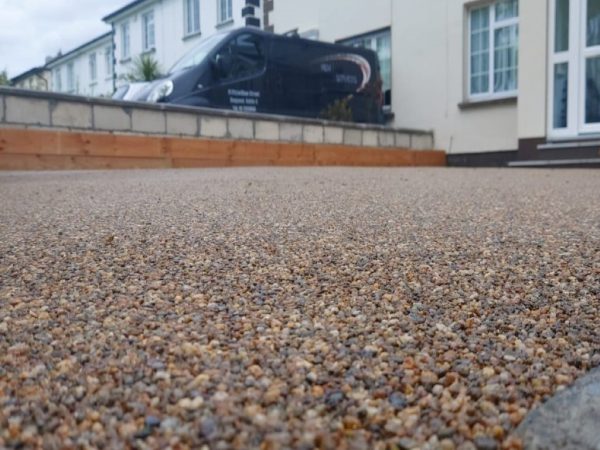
[216,34,266,80]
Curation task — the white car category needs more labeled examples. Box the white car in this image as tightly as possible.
[112,82,150,101]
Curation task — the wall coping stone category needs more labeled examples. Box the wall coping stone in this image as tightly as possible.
[0,87,433,136]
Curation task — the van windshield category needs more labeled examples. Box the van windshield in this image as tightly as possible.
[169,33,229,74]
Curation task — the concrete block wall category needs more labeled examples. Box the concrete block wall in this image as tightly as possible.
[0,87,435,151]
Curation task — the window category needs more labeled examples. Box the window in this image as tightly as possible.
[121,22,131,59]
[185,0,201,35]
[469,0,519,99]
[549,0,600,136]
[105,46,113,76]
[142,11,156,51]
[214,33,265,80]
[67,63,75,92]
[89,53,97,82]
[339,29,392,107]
[217,0,233,24]
[53,68,62,92]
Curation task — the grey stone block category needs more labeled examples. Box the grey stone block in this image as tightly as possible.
[343,128,362,146]
[362,130,379,147]
[132,109,166,134]
[5,96,50,126]
[228,118,254,139]
[166,112,198,136]
[303,125,324,144]
[255,120,279,141]
[51,101,93,129]
[200,116,227,138]
[395,133,411,148]
[379,131,396,148]
[94,105,131,131]
[324,126,344,144]
[411,134,434,150]
[279,123,303,142]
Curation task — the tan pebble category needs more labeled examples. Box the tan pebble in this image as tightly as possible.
[249,364,263,378]
[0,322,8,333]
[440,438,456,450]
[311,386,324,398]
[8,343,29,355]
[190,373,210,387]
[421,370,439,385]
[264,387,281,404]
[482,367,495,378]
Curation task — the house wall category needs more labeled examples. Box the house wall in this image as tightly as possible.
[47,36,114,97]
[269,0,553,155]
[270,0,391,40]
[12,72,51,91]
[110,0,259,86]
[517,0,548,140]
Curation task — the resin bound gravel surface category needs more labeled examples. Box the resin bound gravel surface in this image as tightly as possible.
[0,168,599,450]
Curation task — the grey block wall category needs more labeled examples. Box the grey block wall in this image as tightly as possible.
[0,88,435,151]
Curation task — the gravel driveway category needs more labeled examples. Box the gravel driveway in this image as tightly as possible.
[1,168,599,450]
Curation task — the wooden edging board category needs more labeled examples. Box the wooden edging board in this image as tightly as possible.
[0,128,446,170]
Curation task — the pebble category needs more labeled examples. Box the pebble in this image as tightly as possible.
[0,168,598,449]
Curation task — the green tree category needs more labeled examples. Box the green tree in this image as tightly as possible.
[0,70,10,86]
[126,55,162,82]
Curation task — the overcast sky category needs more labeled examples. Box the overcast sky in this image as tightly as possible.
[0,0,127,78]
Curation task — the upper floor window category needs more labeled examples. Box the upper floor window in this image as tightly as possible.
[339,29,392,108]
[468,0,519,99]
[185,0,201,35]
[53,68,62,92]
[89,53,97,82]
[217,0,233,24]
[121,22,131,59]
[105,46,113,75]
[67,63,75,92]
[142,11,156,51]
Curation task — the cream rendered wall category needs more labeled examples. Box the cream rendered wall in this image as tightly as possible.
[270,0,391,41]
[391,0,519,154]
[517,0,548,140]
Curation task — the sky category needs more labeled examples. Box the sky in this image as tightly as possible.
[0,0,127,78]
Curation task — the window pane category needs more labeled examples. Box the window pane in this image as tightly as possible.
[495,0,518,20]
[553,63,568,128]
[494,25,518,92]
[585,56,600,123]
[470,7,490,95]
[588,0,600,46]
[555,0,569,52]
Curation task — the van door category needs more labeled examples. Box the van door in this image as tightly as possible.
[207,33,267,113]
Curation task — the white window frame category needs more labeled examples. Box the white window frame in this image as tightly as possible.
[184,0,201,36]
[217,0,233,24]
[142,10,156,51]
[548,0,600,138]
[121,22,131,60]
[89,53,97,82]
[467,1,519,101]
[105,46,113,76]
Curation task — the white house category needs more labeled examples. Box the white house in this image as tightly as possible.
[10,67,51,92]
[45,33,114,97]
[270,0,600,166]
[102,0,263,87]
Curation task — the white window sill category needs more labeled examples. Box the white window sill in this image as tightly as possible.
[120,57,132,64]
[89,81,98,87]
[141,47,156,55]
[183,30,202,41]
[458,95,517,110]
[216,19,234,29]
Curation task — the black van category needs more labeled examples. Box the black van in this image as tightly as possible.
[133,28,384,124]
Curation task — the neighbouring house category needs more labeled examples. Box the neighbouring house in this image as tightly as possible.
[10,67,51,91]
[45,33,114,97]
[270,0,600,167]
[102,0,263,88]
